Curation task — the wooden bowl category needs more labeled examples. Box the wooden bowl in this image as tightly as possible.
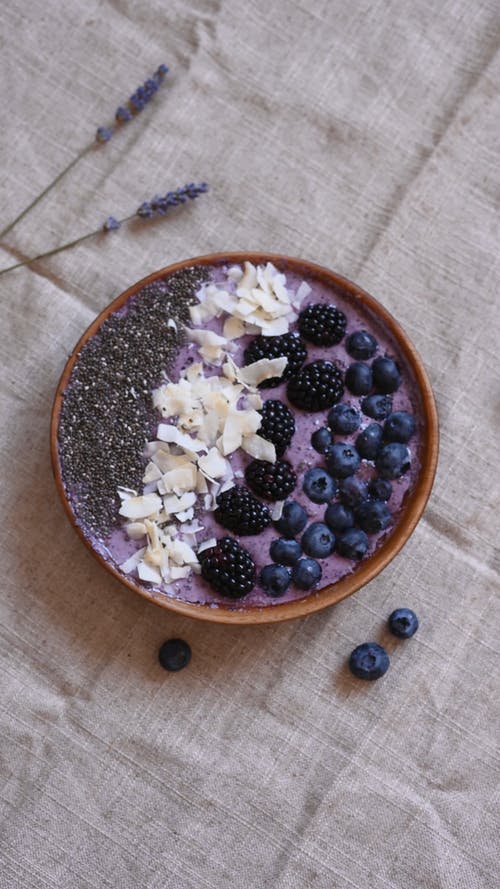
[51,253,438,624]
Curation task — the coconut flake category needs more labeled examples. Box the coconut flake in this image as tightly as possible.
[271,501,285,521]
[137,562,162,584]
[197,537,217,554]
[119,493,162,520]
[241,434,276,462]
[236,357,287,387]
[120,547,147,574]
[125,522,147,540]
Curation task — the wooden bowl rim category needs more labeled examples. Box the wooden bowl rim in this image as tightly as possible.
[51,252,439,625]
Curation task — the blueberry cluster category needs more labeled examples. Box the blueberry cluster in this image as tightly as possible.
[250,314,418,601]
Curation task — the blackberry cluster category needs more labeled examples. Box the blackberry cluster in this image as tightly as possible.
[199,538,256,599]
[298,303,347,346]
[287,360,344,412]
[243,333,307,387]
[245,459,297,501]
[214,486,271,535]
[258,400,295,456]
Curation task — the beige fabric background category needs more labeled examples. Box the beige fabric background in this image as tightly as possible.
[1,1,499,886]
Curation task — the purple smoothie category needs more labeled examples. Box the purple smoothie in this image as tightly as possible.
[86,261,425,611]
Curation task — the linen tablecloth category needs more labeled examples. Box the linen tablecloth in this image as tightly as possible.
[1,1,499,886]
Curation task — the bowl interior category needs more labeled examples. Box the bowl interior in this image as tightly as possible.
[51,252,438,624]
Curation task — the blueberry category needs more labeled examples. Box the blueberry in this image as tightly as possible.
[301,522,336,558]
[327,403,361,435]
[338,476,369,508]
[303,467,337,503]
[349,642,390,680]
[376,443,411,479]
[361,394,393,420]
[259,564,292,597]
[372,357,401,393]
[388,608,419,638]
[270,538,303,566]
[326,442,361,478]
[346,329,378,360]
[158,638,192,672]
[336,528,369,560]
[311,426,333,453]
[324,502,355,533]
[355,500,392,533]
[292,557,322,589]
[274,500,308,536]
[368,478,392,501]
[383,411,416,443]
[345,362,373,396]
[355,423,383,460]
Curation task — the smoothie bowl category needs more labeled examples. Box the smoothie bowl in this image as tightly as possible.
[51,253,438,624]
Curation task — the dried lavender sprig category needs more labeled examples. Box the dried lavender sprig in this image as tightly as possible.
[96,63,169,142]
[0,182,208,277]
[0,65,169,243]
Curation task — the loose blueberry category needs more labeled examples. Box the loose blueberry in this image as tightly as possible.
[376,442,411,479]
[336,528,369,560]
[324,502,355,533]
[274,501,308,537]
[270,538,303,566]
[355,500,392,533]
[345,362,373,396]
[303,467,337,503]
[372,357,401,393]
[259,564,292,597]
[368,478,393,501]
[338,476,369,508]
[292,557,322,589]
[311,426,333,453]
[346,329,378,360]
[301,522,336,559]
[327,403,361,435]
[326,443,361,478]
[388,608,419,638]
[355,423,383,460]
[349,642,390,680]
[361,394,393,420]
[158,638,192,672]
[383,411,416,443]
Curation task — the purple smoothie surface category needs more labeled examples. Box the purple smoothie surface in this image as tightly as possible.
[59,260,425,611]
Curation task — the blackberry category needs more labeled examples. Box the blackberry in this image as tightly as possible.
[258,400,295,456]
[214,485,271,535]
[199,537,256,599]
[243,333,307,388]
[298,303,347,346]
[245,459,297,501]
[287,360,344,412]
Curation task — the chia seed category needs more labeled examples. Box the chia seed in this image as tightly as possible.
[58,266,209,537]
